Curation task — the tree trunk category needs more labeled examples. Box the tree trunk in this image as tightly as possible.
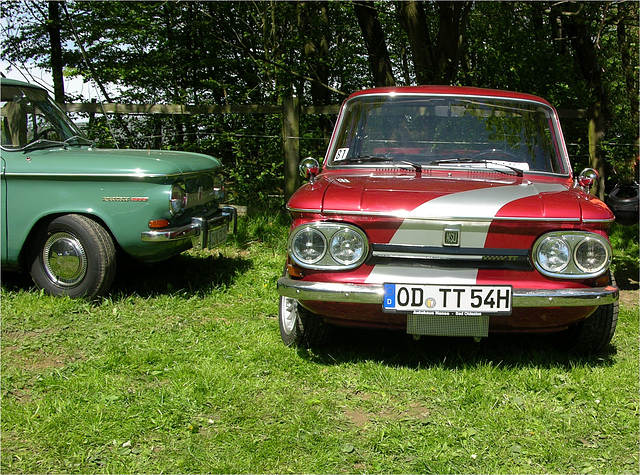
[617,4,639,142]
[398,1,432,85]
[397,0,470,86]
[283,95,300,202]
[352,1,395,87]
[564,11,610,199]
[433,1,471,85]
[299,1,333,143]
[299,2,331,105]
[47,1,64,102]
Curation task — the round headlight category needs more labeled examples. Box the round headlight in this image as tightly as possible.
[536,236,570,273]
[213,175,225,201]
[170,182,187,216]
[330,228,366,265]
[291,227,327,265]
[574,237,609,274]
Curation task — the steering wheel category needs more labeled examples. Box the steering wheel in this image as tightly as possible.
[33,127,57,141]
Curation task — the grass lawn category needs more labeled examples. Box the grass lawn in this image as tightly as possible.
[1,215,638,474]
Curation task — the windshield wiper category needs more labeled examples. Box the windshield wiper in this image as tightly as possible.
[396,160,422,172]
[64,135,94,147]
[429,158,524,177]
[21,139,67,152]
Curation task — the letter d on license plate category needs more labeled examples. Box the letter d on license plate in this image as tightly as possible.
[383,283,512,316]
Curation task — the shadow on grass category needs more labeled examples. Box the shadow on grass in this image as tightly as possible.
[110,251,251,298]
[0,270,34,293]
[0,251,251,300]
[614,265,639,291]
[611,222,639,291]
[298,326,617,370]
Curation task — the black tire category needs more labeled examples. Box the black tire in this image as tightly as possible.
[566,301,619,353]
[28,214,116,299]
[278,295,331,348]
[553,275,618,353]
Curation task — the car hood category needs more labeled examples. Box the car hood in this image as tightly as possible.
[10,147,222,176]
[289,171,614,223]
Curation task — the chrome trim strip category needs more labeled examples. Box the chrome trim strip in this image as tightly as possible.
[287,207,323,214]
[582,218,616,224]
[277,277,618,307]
[286,207,612,225]
[513,286,619,307]
[341,91,555,109]
[278,278,385,305]
[141,222,199,242]
[286,207,581,222]
[4,171,217,180]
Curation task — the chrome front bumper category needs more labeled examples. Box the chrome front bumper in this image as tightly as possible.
[276,277,619,308]
[141,206,237,249]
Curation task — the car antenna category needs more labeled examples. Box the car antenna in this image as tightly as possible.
[61,3,120,149]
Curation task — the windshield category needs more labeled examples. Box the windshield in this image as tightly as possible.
[1,84,86,149]
[328,94,568,175]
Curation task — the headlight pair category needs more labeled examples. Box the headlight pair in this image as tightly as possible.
[289,223,369,270]
[170,181,187,217]
[533,231,611,278]
[170,174,225,217]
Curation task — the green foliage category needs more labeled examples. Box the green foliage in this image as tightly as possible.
[1,0,637,202]
[1,213,638,474]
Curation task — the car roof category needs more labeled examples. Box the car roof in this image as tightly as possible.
[347,86,553,107]
[0,77,45,90]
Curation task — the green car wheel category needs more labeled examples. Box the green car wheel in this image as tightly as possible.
[29,214,116,299]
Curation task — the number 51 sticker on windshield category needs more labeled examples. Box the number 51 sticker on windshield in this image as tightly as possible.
[383,284,512,316]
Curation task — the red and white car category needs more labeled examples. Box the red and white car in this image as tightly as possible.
[277,86,618,352]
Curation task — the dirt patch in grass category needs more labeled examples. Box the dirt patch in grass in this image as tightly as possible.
[343,402,431,428]
[2,346,68,371]
[344,408,371,427]
[619,289,639,309]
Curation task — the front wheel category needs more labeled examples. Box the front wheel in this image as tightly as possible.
[279,295,331,348]
[28,214,116,299]
[553,302,618,354]
[551,273,619,353]
[567,301,618,353]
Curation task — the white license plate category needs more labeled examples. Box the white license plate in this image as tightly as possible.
[207,223,228,248]
[383,283,512,316]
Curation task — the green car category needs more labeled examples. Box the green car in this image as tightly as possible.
[1,78,236,298]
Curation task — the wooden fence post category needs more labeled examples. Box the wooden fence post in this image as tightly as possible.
[283,95,300,203]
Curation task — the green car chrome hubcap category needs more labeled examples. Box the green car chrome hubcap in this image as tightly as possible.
[43,232,88,286]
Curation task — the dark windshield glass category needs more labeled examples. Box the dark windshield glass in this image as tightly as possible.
[1,84,84,149]
[328,95,567,174]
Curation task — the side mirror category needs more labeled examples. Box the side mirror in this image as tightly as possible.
[299,157,320,183]
[578,168,598,193]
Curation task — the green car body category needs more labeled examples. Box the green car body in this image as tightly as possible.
[1,78,236,298]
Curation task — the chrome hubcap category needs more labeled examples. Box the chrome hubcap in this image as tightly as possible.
[43,232,87,286]
[280,296,297,335]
